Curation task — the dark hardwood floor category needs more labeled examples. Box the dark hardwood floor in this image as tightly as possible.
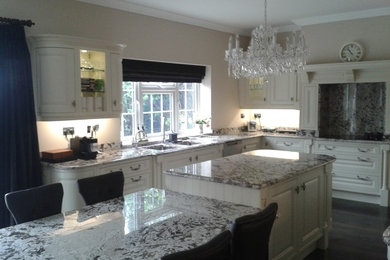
[304,198,390,260]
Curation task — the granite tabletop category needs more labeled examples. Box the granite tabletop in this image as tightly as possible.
[164,149,335,189]
[0,188,258,260]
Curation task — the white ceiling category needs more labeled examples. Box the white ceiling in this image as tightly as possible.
[77,0,390,35]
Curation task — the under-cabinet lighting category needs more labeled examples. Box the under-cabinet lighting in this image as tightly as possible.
[248,149,299,160]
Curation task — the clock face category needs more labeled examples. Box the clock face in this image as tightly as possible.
[340,42,364,62]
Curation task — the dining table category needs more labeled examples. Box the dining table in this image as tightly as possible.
[0,188,258,259]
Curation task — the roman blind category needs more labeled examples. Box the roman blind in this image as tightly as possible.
[122,59,206,83]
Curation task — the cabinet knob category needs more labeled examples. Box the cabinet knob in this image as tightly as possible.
[195,155,199,161]
[301,183,306,191]
[290,97,294,101]
[113,100,117,106]
[264,97,266,102]
[189,157,192,162]
[295,186,300,194]
[72,100,76,107]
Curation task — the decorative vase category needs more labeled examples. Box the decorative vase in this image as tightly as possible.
[198,124,204,134]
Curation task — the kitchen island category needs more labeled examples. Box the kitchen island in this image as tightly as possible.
[164,149,335,260]
[0,188,257,259]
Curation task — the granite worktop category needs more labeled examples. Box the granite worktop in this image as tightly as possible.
[42,131,387,170]
[0,188,257,260]
[164,149,335,189]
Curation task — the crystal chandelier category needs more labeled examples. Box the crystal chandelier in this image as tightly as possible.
[225,0,308,79]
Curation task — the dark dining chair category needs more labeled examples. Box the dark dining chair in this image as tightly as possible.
[161,230,232,260]
[77,171,124,205]
[231,202,278,260]
[4,183,64,224]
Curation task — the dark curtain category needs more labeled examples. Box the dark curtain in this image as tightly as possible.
[0,25,42,228]
[123,59,206,83]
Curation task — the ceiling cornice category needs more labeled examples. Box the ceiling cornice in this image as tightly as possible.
[293,6,390,26]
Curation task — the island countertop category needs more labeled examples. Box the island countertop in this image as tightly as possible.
[0,188,257,260]
[164,149,335,189]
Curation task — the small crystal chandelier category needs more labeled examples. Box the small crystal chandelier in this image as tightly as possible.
[225,0,309,79]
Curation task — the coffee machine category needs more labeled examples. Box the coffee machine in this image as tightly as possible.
[70,136,98,160]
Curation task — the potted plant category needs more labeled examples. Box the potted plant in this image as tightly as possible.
[195,118,210,134]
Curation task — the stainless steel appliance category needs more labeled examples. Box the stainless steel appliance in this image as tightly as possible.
[248,120,257,132]
[70,136,98,160]
[223,140,243,157]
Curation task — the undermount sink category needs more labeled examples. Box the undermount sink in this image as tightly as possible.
[142,144,175,150]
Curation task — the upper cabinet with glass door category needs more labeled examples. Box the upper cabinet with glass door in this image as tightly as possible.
[238,72,298,109]
[28,35,126,120]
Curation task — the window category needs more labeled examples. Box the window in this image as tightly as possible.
[121,82,200,141]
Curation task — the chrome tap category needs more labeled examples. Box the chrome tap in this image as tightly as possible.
[134,125,148,146]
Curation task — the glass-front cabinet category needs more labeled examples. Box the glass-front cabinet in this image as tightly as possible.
[28,35,126,120]
[80,50,106,113]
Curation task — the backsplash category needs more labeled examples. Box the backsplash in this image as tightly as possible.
[318,82,386,139]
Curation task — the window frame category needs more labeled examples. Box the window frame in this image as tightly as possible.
[121,81,201,142]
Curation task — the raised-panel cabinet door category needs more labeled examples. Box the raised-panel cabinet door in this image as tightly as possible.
[268,179,298,260]
[110,52,122,112]
[300,85,318,130]
[298,168,323,247]
[239,78,268,108]
[36,47,76,113]
[270,72,297,105]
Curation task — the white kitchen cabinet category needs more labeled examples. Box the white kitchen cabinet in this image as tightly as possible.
[312,140,390,205]
[100,157,153,196]
[239,72,298,109]
[42,156,153,212]
[242,137,261,152]
[299,84,318,131]
[262,136,312,153]
[156,144,223,188]
[268,167,325,260]
[29,35,125,120]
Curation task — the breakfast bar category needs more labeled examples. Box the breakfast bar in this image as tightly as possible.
[163,149,335,260]
[0,188,257,259]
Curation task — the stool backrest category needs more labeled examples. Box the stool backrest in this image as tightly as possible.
[78,171,124,205]
[5,183,64,224]
[232,202,278,260]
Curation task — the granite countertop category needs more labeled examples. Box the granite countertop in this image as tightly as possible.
[42,131,387,170]
[165,149,335,189]
[0,188,258,259]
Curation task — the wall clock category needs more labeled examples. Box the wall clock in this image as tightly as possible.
[339,42,364,62]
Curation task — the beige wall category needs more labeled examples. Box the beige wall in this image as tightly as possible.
[2,0,390,150]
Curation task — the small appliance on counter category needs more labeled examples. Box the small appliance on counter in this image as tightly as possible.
[70,136,98,160]
[248,120,257,132]
[168,133,178,143]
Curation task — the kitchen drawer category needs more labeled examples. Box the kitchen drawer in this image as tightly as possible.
[332,172,380,195]
[314,142,380,156]
[101,157,152,176]
[242,137,260,152]
[123,171,152,195]
[263,137,305,152]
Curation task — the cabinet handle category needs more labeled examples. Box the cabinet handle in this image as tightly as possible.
[357,157,371,162]
[357,175,371,182]
[301,183,306,191]
[72,100,76,107]
[324,145,335,150]
[290,97,294,101]
[111,168,122,173]
[130,176,142,182]
[113,99,117,106]
[358,147,371,153]
[130,164,141,171]
[295,186,300,194]
[195,155,199,161]
[189,157,192,162]
[283,142,293,146]
[264,97,266,102]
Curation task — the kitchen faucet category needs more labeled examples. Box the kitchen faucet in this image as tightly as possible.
[134,125,148,146]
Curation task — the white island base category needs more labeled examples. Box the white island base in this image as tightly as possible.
[164,150,334,260]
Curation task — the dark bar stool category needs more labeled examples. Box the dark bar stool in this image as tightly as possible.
[161,230,232,260]
[231,202,278,260]
[4,183,64,224]
[77,171,124,205]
